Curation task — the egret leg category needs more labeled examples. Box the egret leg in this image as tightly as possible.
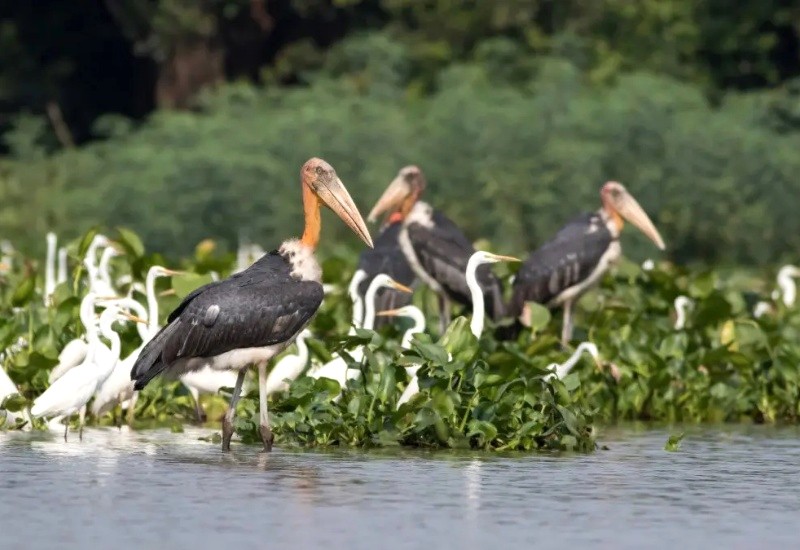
[126,391,139,427]
[63,419,68,442]
[438,293,451,334]
[188,385,207,423]
[78,406,86,441]
[561,300,574,345]
[258,360,274,452]
[221,370,246,452]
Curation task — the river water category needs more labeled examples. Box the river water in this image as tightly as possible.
[0,425,798,549]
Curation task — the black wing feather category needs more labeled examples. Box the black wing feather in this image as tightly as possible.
[132,251,323,388]
[407,210,505,320]
[509,212,614,318]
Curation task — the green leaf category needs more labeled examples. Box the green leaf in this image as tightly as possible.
[116,227,145,258]
[664,432,685,452]
[11,276,35,307]
[523,302,551,332]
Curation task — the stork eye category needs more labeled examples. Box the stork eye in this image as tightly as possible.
[315,166,323,175]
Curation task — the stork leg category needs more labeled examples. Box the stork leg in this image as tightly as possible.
[438,293,451,334]
[561,300,574,345]
[257,360,274,452]
[221,369,246,452]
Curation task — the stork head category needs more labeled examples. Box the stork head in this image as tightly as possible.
[368,166,427,223]
[600,182,665,250]
[301,158,373,248]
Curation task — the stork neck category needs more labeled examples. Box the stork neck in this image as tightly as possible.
[300,184,322,249]
[466,256,485,338]
[600,203,624,234]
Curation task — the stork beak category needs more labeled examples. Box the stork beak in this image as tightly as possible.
[486,253,522,263]
[159,289,177,297]
[119,311,148,324]
[368,176,411,223]
[388,279,413,294]
[613,192,666,250]
[317,176,373,248]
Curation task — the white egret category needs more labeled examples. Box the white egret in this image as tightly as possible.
[49,293,97,383]
[31,304,132,440]
[375,305,426,407]
[544,342,602,381]
[264,329,313,396]
[44,232,57,305]
[307,274,412,391]
[465,251,520,338]
[673,295,694,330]
[57,246,68,285]
[776,265,800,307]
[347,269,368,333]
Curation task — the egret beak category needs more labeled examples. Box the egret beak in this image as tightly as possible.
[388,279,413,294]
[608,186,665,250]
[109,241,125,254]
[160,269,186,277]
[159,289,177,297]
[368,176,411,223]
[377,308,403,317]
[0,262,8,270]
[316,174,373,248]
[120,311,148,324]
[95,295,123,302]
[486,253,522,263]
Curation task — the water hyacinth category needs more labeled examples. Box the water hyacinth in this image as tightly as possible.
[0,228,799,450]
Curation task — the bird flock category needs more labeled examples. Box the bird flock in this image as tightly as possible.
[1,158,798,451]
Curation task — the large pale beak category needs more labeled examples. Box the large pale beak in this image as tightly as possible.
[614,192,666,250]
[368,177,411,223]
[487,253,522,263]
[317,177,374,248]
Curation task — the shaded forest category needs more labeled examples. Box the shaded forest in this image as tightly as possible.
[1,1,800,262]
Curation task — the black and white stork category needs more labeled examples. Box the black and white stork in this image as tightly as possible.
[130,158,373,452]
[508,181,665,344]
[352,212,417,329]
[368,166,506,333]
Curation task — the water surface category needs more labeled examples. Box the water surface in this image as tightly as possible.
[1,425,798,549]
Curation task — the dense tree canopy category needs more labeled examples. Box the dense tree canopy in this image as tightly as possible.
[1,2,799,264]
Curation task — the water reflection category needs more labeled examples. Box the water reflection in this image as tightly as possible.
[1,425,799,548]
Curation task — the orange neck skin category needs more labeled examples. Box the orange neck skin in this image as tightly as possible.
[300,183,322,249]
[399,190,420,218]
[388,211,405,224]
[601,197,624,233]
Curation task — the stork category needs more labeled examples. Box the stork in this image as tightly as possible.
[352,212,416,329]
[508,181,665,343]
[368,166,505,333]
[130,158,373,452]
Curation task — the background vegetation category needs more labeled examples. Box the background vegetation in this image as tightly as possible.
[2,1,800,264]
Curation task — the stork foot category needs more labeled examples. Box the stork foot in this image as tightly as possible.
[260,424,274,453]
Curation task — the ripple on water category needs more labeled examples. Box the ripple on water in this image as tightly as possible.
[0,425,798,549]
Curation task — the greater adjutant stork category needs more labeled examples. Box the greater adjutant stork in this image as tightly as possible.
[508,181,665,343]
[130,158,373,452]
[368,166,505,333]
[352,212,416,329]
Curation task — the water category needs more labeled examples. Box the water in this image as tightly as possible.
[1,425,798,549]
